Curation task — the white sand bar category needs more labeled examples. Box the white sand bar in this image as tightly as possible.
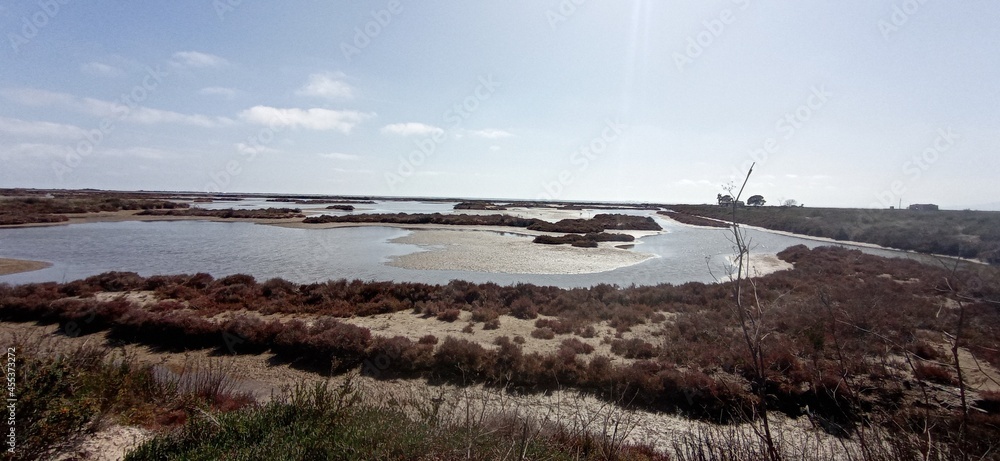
[387,229,655,274]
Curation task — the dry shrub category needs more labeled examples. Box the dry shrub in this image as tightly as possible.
[610,338,657,359]
[436,308,461,322]
[913,363,956,385]
[559,337,594,355]
[470,307,499,323]
[531,327,555,340]
[509,297,538,319]
[434,337,488,378]
[418,334,438,345]
[535,318,576,335]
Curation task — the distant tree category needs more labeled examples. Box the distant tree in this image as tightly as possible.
[782,199,798,207]
[747,195,766,207]
[717,194,734,207]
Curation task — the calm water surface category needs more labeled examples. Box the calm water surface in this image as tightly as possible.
[0,204,936,288]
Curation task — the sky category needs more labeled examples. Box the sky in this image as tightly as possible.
[1,1,998,209]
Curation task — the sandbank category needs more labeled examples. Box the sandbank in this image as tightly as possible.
[387,229,655,274]
[0,257,52,275]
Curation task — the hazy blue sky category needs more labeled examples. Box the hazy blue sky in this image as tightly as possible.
[1,1,997,208]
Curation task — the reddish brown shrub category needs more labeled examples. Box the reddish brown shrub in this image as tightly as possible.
[149,300,186,313]
[418,334,438,345]
[471,307,499,323]
[509,297,538,320]
[559,338,594,355]
[437,308,461,322]
[531,327,555,340]
[578,325,597,338]
[914,363,956,385]
[434,337,489,378]
[610,338,656,359]
[910,341,942,361]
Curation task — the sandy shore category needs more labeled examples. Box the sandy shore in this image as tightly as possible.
[387,229,656,274]
[0,258,52,275]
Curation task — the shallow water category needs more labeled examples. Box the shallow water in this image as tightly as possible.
[0,204,938,288]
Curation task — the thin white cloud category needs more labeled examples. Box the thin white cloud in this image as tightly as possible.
[468,129,513,139]
[0,143,72,160]
[489,145,501,152]
[0,143,169,160]
[199,86,238,98]
[381,122,444,137]
[239,106,372,132]
[0,116,87,139]
[2,88,75,107]
[318,152,359,160]
[235,143,278,155]
[81,62,124,77]
[1,88,233,128]
[171,51,229,68]
[296,72,355,100]
[100,146,170,159]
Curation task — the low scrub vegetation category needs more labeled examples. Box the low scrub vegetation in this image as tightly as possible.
[2,246,999,457]
[0,193,188,225]
[302,212,662,232]
[533,232,635,247]
[136,207,304,219]
[454,201,509,210]
[658,210,729,228]
[672,204,1000,264]
[2,337,253,461]
[125,378,672,460]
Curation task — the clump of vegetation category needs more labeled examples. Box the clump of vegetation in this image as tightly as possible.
[303,212,661,232]
[671,204,1000,264]
[657,210,729,228]
[324,204,355,211]
[3,338,252,461]
[266,196,375,204]
[454,201,508,210]
[125,379,669,460]
[533,232,635,247]
[136,207,304,219]
[0,193,188,225]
